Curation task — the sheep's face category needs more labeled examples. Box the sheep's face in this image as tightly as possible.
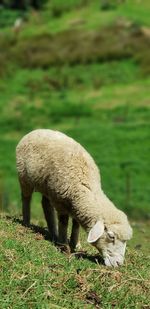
[87,221,132,267]
[95,236,126,267]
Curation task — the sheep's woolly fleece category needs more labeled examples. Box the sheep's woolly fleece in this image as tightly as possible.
[16,129,132,266]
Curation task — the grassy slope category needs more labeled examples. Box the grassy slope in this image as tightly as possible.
[0,2,150,308]
[0,216,150,309]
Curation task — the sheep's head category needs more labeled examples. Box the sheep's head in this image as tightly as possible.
[87,219,132,267]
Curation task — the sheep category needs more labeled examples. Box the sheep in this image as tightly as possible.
[16,129,132,267]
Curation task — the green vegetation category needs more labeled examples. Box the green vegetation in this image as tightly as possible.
[0,2,150,308]
[0,0,150,219]
[0,68,150,218]
[0,216,149,308]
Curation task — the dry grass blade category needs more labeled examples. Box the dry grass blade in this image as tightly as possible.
[22,281,37,298]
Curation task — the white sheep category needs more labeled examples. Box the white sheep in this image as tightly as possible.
[16,129,132,267]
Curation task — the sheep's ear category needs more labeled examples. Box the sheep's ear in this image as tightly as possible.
[87,221,104,243]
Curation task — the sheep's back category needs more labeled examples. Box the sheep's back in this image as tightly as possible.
[16,129,100,199]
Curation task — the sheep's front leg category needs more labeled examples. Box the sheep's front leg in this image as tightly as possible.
[70,219,80,252]
[58,214,69,245]
[42,195,58,242]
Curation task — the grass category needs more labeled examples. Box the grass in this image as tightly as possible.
[0,1,150,307]
[0,116,150,219]
[0,216,149,308]
[1,0,150,36]
[0,67,149,218]
[3,25,148,71]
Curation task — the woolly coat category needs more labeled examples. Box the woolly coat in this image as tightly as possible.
[16,129,131,240]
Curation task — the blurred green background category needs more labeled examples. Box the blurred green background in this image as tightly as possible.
[0,0,149,220]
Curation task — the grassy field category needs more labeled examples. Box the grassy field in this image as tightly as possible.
[0,1,150,308]
[0,0,150,219]
[1,67,150,218]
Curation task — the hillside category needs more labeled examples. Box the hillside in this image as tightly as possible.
[0,2,150,307]
[0,0,150,219]
[0,216,150,308]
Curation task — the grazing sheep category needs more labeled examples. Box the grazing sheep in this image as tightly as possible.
[16,129,132,267]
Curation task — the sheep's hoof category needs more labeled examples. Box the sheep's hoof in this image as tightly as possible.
[56,242,71,254]
[76,241,82,250]
[70,241,82,253]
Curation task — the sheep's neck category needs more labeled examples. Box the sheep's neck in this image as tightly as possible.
[70,186,103,232]
[71,187,117,232]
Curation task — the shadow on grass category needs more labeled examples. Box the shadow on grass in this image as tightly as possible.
[71,251,104,265]
[5,215,104,265]
[5,215,50,240]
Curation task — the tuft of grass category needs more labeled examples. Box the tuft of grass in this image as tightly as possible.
[0,216,149,309]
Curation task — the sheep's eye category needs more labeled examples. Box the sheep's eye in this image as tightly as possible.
[107,231,115,241]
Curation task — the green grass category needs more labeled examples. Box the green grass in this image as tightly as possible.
[0,66,149,218]
[0,216,149,308]
[0,1,150,217]
[0,1,150,307]
[0,115,150,219]
[1,0,150,36]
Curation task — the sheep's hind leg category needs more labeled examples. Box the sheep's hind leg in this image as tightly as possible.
[22,193,32,226]
[42,195,58,242]
[19,177,33,226]
[70,219,81,252]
